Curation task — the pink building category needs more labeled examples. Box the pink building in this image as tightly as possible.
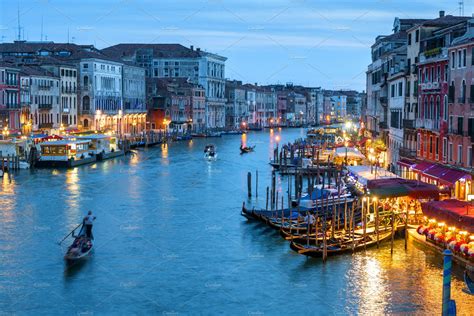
[0,61,20,131]
[447,31,474,171]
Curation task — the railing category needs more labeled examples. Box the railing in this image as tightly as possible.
[39,123,53,128]
[403,119,415,129]
[39,103,53,109]
[415,118,424,128]
[399,147,416,159]
[448,128,464,136]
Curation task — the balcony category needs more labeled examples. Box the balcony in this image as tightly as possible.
[419,47,448,63]
[39,123,53,129]
[420,81,441,91]
[38,103,53,110]
[379,121,388,129]
[403,119,415,129]
[399,147,416,159]
[415,118,424,128]
[448,128,464,136]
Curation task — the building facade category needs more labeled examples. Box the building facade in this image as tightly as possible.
[0,62,20,131]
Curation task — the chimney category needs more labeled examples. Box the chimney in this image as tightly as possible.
[190,45,193,51]
[196,47,201,52]
[439,10,445,18]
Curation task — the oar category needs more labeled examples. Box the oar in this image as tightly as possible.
[57,223,82,245]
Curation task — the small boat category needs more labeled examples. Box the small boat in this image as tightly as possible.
[64,226,94,261]
[240,145,255,154]
[464,271,474,295]
[204,144,217,161]
[290,230,392,257]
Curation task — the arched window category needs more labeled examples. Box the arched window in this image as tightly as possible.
[461,79,466,103]
[436,96,440,123]
[83,119,89,128]
[429,97,434,119]
[424,96,428,119]
[83,75,89,87]
[82,96,90,111]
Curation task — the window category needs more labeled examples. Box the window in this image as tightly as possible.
[444,64,448,81]
[463,49,467,67]
[472,47,474,65]
[443,96,448,121]
[443,138,447,159]
[458,50,462,68]
[83,63,88,69]
[437,65,440,81]
[449,143,453,161]
[391,84,395,97]
[398,82,402,96]
[449,81,455,103]
[461,80,466,103]
[417,133,421,151]
[468,147,473,167]
[458,145,463,163]
[408,33,412,45]
[451,51,456,69]
[415,30,419,42]
[435,137,439,157]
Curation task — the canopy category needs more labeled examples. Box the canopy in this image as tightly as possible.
[412,161,435,172]
[418,163,471,186]
[334,147,365,159]
[397,158,415,168]
[346,165,398,186]
[422,199,474,232]
[367,178,439,199]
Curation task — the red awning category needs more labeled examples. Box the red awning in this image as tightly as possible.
[412,161,435,172]
[397,158,415,168]
[422,199,474,232]
[438,169,472,186]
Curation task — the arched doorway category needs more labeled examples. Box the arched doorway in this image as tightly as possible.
[83,119,89,128]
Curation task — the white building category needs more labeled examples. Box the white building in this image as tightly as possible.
[41,63,79,130]
[387,72,405,166]
[79,58,123,131]
[21,66,60,131]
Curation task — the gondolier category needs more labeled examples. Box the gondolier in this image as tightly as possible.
[83,211,96,238]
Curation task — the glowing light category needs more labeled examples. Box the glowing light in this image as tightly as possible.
[275,135,280,142]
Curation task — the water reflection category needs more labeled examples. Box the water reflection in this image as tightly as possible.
[65,169,80,213]
[241,133,247,148]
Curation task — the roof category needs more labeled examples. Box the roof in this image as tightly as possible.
[20,65,57,77]
[40,139,90,145]
[422,199,474,232]
[0,41,123,63]
[101,43,202,59]
[420,15,470,27]
[346,165,398,186]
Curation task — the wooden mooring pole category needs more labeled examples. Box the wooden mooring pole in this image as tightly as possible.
[247,172,252,198]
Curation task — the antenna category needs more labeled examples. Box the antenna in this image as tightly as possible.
[67,28,69,43]
[17,2,21,40]
[40,15,44,41]
[459,0,464,15]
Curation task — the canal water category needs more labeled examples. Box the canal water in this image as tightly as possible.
[0,129,473,314]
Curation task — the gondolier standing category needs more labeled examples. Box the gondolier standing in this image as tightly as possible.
[83,211,96,238]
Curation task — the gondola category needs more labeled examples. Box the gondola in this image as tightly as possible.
[240,145,255,154]
[464,271,474,294]
[64,225,94,262]
[289,230,392,257]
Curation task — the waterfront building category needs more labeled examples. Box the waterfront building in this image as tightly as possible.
[121,64,147,135]
[0,41,138,134]
[276,92,287,125]
[366,18,425,142]
[446,20,474,171]
[343,90,364,120]
[190,84,206,132]
[19,69,31,134]
[225,80,246,129]
[40,62,79,131]
[146,78,202,132]
[245,86,257,126]
[0,61,20,131]
[20,66,60,132]
[102,44,227,129]
[398,14,470,173]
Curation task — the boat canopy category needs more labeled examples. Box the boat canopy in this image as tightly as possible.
[334,147,365,159]
[367,178,439,199]
[422,199,474,232]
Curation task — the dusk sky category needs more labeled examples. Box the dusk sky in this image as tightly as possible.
[1,0,472,91]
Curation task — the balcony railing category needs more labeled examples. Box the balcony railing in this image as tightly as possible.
[420,82,441,91]
[39,123,53,129]
[399,147,416,159]
[448,128,464,136]
[419,47,448,63]
[403,119,415,129]
[415,118,424,128]
[38,103,53,109]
